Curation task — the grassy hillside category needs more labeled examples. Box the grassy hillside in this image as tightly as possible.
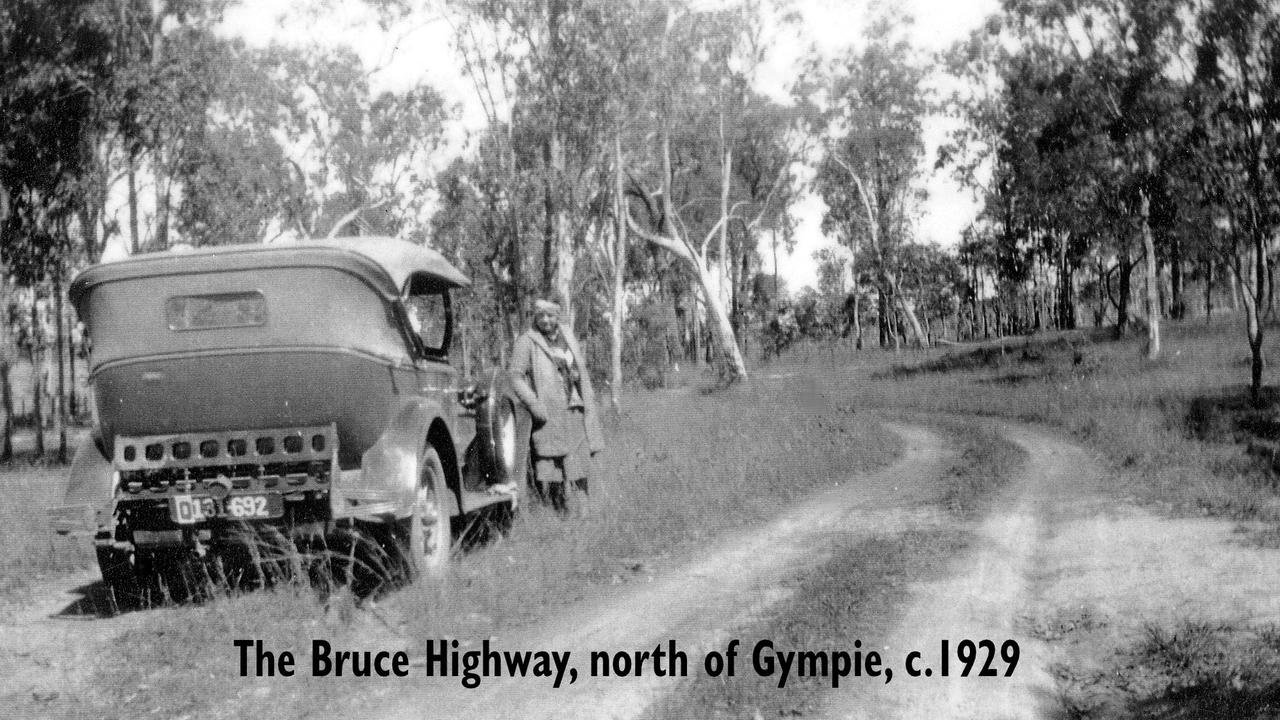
[770,315,1280,521]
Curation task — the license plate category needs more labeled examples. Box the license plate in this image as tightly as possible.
[170,494,283,524]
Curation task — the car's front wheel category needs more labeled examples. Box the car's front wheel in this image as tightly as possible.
[406,446,451,577]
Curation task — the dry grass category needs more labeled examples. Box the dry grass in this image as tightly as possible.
[1049,620,1280,719]
[395,373,899,638]
[0,462,94,599]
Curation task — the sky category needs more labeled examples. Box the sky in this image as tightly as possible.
[220,0,999,292]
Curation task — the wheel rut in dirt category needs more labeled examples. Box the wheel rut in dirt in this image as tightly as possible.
[820,423,1081,720]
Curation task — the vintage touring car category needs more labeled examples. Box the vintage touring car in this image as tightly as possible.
[49,236,530,601]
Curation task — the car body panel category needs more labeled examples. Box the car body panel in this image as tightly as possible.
[48,437,114,535]
[92,348,410,467]
[76,265,410,374]
[54,236,514,547]
[68,238,469,309]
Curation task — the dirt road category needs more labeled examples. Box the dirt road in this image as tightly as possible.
[369,421,1280,719]
[5,420,1280,719]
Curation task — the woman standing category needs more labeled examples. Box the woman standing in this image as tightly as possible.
[509,299,604,515]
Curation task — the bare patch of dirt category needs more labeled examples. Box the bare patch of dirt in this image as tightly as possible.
[0,570,146,717]
[1027,461,1280,718]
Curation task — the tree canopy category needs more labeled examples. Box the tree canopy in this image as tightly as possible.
[3,0,1280,425]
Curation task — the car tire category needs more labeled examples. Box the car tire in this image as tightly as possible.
[476,395,515,486]
[96,545,144,612]
[489,396,519,484]
[475,368,531,490]
[406,446,451,578]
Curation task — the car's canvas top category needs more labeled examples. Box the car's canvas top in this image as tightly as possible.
[69,236,470,309]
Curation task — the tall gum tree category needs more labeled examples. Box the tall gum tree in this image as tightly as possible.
[1189,0,1280,400]
[999,0,1190,354]
[807,13,930,349]
[623,1,796,382]
[452,0,623,325]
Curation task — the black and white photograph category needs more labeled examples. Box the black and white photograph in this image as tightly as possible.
[3,0,1280,717]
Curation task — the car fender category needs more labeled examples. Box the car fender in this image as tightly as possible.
[49,435,115,535]
[339,397,460,520]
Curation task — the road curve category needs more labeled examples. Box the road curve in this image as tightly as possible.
[822,423,1089,720]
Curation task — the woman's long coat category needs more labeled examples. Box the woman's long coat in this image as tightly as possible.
[509,324,605,458]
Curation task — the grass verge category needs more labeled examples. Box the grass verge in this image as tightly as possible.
[0,462,93,601]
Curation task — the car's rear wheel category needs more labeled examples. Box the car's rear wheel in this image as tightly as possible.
[96,545,144,612]
[406,446,451,577]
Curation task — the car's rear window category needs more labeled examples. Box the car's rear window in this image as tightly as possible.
[165,291,267,331]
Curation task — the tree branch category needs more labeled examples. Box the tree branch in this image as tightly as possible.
[626,213,694,264]
[830,154,879,250]
[326,199,389,238]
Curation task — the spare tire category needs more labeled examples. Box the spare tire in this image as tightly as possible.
[473,367,532,489]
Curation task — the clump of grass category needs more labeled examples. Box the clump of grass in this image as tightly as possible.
[67,518,415,619]
[930,420,1027,518]
[1023,605,1108,642]
[86,580,408,719]
[1185,387,1280,444]
[1054,620,1280,719]
[79,525,426,718]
